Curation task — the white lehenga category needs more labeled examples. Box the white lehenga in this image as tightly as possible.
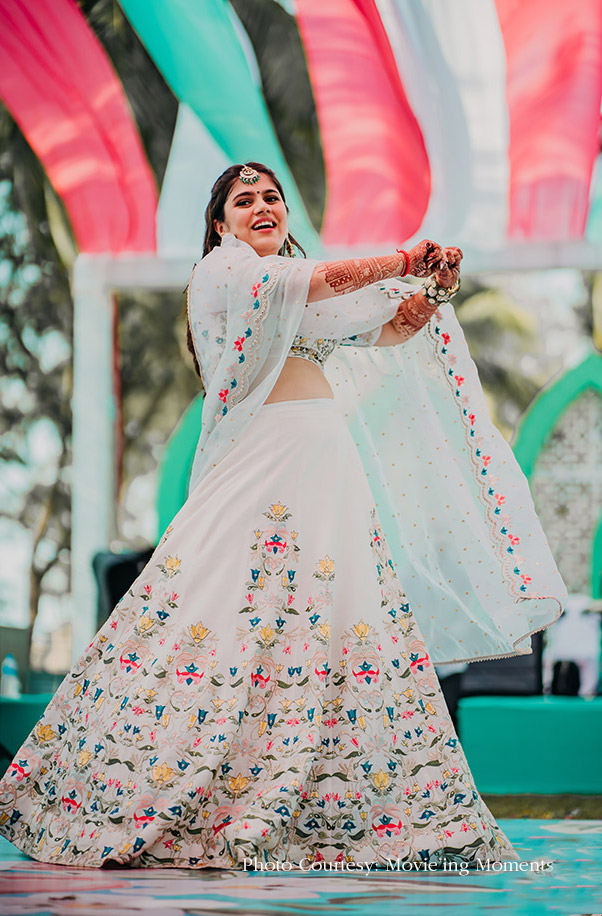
[0,397,521,868]
[0,233,566,868]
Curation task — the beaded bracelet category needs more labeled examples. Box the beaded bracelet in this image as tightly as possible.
[422,275,461,306]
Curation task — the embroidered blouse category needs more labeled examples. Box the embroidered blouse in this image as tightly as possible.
[288,328,380,369]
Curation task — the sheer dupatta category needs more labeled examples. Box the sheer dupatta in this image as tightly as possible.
[187,233,567,665]
[186,233,401,492]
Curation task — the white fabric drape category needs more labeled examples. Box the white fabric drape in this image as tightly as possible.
[187,234,567,665]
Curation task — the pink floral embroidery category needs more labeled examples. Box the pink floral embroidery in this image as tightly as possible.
[429,316,536,596]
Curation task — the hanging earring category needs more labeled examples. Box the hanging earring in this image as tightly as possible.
[285,236,294,258]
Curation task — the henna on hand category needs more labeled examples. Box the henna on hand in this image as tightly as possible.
[407,240,443,278]
[434,246,463,289]
[315,252,407,296]
[390,290,438,340]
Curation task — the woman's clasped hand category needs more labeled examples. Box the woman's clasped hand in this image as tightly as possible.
[404,240,463,288]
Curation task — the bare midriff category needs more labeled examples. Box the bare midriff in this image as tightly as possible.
[263,356,334,403]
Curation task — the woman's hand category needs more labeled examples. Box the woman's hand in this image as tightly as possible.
[434,246,463,289]
[406,240,443,278]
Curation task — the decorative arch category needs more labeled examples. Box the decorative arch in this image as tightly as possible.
[513,350,602,597]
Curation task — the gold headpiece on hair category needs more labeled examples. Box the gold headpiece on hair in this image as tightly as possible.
[239,165,260,185]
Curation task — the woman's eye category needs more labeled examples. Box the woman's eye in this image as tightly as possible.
[235,195,279,206]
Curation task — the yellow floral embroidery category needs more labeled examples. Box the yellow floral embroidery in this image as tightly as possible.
[372,770,391,790]
[189,623,210,644]
[36,724,56,744]
[353,621,371,640]
[158,555,181,578]
[259,624,275,645]
[151,763,176,785]
[316,556,335,578]
[269,503,287,520]
[77,750,92,768]
[228,774,249,795]
[319,622,331,640]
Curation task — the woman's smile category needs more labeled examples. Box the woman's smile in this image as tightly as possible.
[214,173,288,256]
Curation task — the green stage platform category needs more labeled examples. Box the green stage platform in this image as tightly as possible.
[458,695,602,794]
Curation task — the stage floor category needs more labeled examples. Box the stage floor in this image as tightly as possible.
[1,820,600,916]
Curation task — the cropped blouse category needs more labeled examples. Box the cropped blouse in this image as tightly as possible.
[288,328,381,369]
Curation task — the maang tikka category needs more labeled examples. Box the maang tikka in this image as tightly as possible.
[239,165,260,185]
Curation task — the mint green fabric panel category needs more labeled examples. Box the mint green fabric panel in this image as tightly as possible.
[118,0,320,254]
[155,392,204,541]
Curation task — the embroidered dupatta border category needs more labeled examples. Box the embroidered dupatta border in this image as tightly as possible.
[425,310,539,603]
[212,265,290,425]
[187,260,289,427]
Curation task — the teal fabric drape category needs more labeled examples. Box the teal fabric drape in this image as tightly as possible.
[118,0,320,254]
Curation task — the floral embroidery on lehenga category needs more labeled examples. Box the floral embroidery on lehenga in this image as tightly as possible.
[0,501,516,869]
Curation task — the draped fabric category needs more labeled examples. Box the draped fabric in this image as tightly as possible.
[186,234,402,492]
[495,0,602,240]
[293,0,430,246]
[119,0,320,254]
[156,104,229,257]
[0,0,157,253]
[187,236,567,666]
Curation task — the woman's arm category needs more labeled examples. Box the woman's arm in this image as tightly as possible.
[306,240,442,303]
[374,289,440,346]
[374,246,464,346]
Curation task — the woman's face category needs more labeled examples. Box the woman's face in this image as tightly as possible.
[214,173,288,256]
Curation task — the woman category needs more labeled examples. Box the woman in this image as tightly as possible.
[0,162,566,870]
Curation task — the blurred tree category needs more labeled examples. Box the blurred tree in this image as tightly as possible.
[579,271,601,352]
[0,0,183,674]
[0,109,73,677]
[452,280,544,439]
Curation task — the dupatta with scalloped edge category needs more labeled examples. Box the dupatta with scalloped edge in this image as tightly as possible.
[187,232,567,665]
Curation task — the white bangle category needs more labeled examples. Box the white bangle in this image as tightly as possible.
[422,276,461,306]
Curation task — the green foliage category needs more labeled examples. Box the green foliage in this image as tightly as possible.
[453,280,547,439]
[0,110,73,649]
[0,1,183,663]
[116,289,200,545]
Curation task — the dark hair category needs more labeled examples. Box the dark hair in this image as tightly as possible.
[186,161,306,381]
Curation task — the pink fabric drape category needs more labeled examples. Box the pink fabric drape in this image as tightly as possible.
[295,0,430,247]
[496,0,602,240]
[0,0,157,252]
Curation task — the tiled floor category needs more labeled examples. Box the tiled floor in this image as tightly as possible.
[0,820,600,916]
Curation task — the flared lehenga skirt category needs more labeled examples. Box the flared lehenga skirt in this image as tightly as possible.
[0,398,521,869]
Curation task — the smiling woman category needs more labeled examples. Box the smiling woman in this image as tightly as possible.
[214,173,289,256]
[188,162,458,403]
[0,161,566,872]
